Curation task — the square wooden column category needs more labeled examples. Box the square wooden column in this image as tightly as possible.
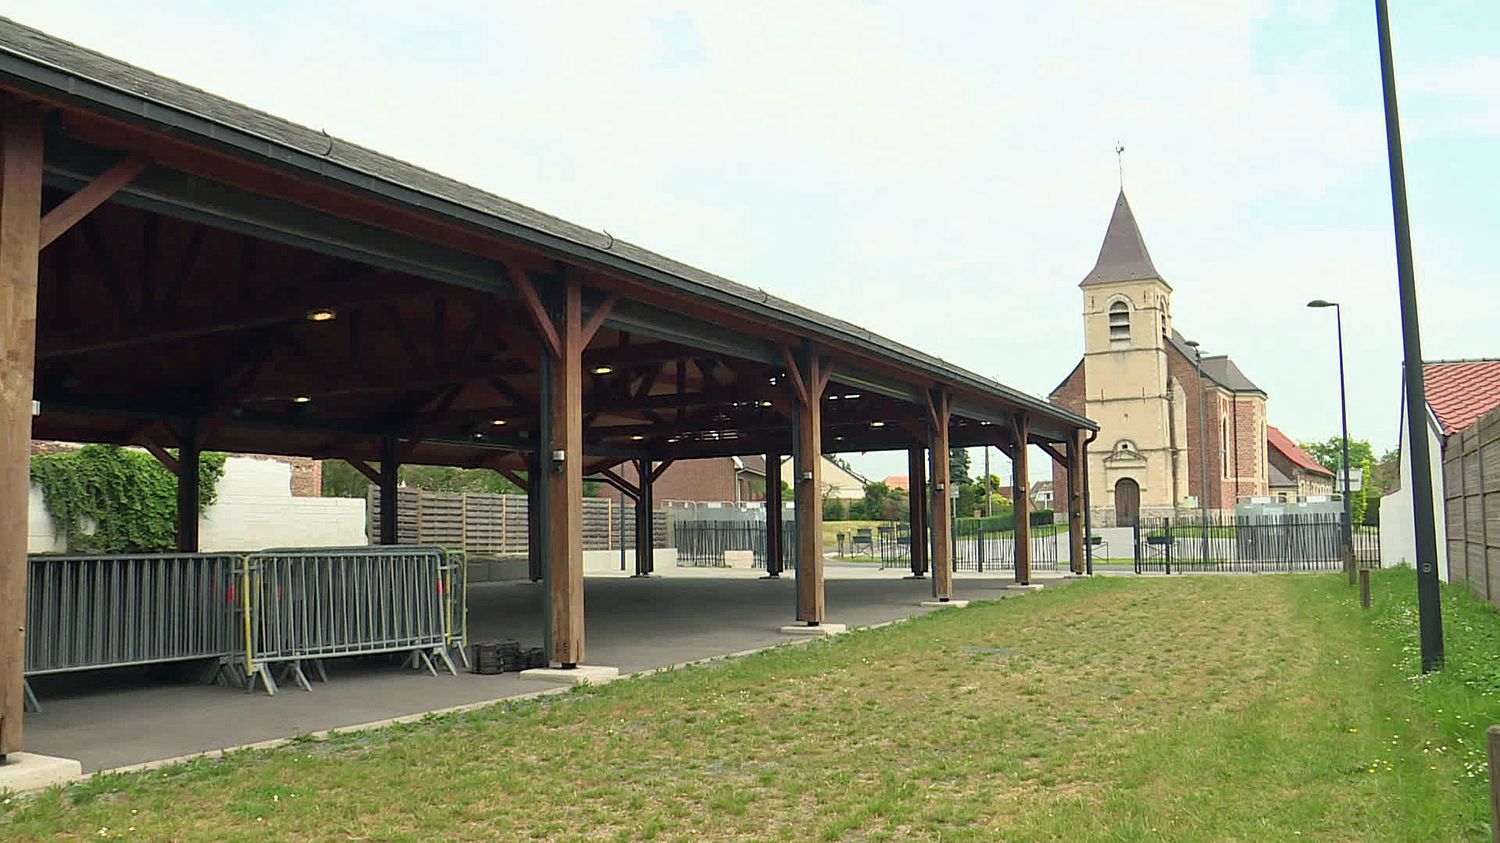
[784,344,831,624]
[634,457,654,577]
[379,434,399,545]
[1067,429,1086,575]
[765,451,783,577]
[1012,413,1032,586]
[512,269,616,666]
[0,103,43,759]
[927,389,954,601]
[907,446,928,577]
[176,418,201,553]
[526,452,543,581]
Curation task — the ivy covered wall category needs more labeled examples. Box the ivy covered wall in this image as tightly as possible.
[30,444,226,553]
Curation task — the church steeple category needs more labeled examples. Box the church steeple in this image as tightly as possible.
[1080,190,1166,288]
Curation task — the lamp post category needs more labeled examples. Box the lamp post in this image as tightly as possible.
[1375,0,1442,671]
[1306,299,1354,563]
[1184,339,1210,563]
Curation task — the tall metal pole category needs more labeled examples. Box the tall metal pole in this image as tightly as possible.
[1376,0,1442,671]
[1334,303,1354,555]
[1193,348,1209,562]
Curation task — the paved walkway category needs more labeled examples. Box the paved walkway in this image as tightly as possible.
[25,567,1068,772]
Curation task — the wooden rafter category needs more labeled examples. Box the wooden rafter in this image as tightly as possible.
[39,154,150,250]
[509,264,562,359]
[778,344,809,406]
[579,291,619,348]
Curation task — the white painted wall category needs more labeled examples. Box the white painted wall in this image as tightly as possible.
[1379,397,1448,580]
[27,456,366,554]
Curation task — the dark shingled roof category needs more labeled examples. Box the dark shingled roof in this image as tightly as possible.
[0,16,1095,433]
[1167,330,1265,395]
[1080,190,1165,288]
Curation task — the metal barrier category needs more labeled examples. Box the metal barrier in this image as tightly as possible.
[233,546,467,695]
[24,553,238,710]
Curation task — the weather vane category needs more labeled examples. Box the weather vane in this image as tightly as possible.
[1115,141,1125,189]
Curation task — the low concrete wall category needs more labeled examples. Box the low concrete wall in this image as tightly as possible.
[583,548,678,573]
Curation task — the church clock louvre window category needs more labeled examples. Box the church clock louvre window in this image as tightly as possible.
[1108,301,1130,344]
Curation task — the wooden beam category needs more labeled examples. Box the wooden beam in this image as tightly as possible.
[579,291,619,348]
[1012,412,1032,586]
[765,450,784,577]
[38,154,150,250]
[139,437,180,476]
[497,467,527,489]
[596,467,639,499]
[634,457,655,576]
[547,277,586,665]
[176,417,200,553]
[1038,442,1068,466]
[0,101,44,759]
[510,264,563,359]
[778,344,809,407]
[929,388,954,601]
[791,346,825,624]
[650,459,675,482]
[908,445,929,577]
[379,434,399,545]
[339,457,381,485]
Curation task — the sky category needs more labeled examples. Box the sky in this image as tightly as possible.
[11,1,1497,482]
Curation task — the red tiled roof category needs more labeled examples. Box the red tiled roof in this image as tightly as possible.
[1266,425,1334,477]
[1423,360,1500,435]
[882,475,910,492]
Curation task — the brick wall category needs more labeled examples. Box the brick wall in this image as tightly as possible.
[598,457,765,505]
[1049,363,1086,505]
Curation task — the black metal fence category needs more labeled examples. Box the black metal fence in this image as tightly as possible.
[870,519,1060,572]
[1132,513,1380,574]
[672,520,798,571]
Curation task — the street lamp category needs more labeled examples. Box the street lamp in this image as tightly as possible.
[1184,339,1209,563]
[1307,299,1354,564]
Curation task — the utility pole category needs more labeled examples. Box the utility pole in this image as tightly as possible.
[1376,0,1442,671]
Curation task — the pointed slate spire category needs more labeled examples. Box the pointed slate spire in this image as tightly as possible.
[1080,190,1164,287]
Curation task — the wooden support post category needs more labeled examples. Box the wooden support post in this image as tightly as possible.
[907,446,928,578]
[1013,414,1032,586]
[928,389,953,600]
[1487,725,1500,843]
[634,457,654,577]
[1360,567,1371,610]
[764,451,783,577]
[379,434,399,545]
[545,279,585,664]
[0,102,43,760]
[785,345,827,624]
[176,418,201,553]
[1067,429,1086,575]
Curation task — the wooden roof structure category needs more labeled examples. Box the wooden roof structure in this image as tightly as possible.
[0,17,1091,473]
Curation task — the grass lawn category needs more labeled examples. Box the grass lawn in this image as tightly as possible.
[4,569,1496,840]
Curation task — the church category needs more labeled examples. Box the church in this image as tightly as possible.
[1049,191,1279,526]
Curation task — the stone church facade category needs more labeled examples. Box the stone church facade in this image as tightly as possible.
[1050,191,1269,526]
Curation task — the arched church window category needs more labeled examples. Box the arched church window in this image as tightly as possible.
[1108,301,1130,344]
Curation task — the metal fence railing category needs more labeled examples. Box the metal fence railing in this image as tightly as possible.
[867,520,1061,572]
[672,520,798,571]
[24,553,239,710]
[233,546,467,695]
[1131,514,1380,573]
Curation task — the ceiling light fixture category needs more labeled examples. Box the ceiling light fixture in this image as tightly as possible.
[591,365,614,375]
[306,308,336,322]
[292,395,312,404]
[491,418,507,426]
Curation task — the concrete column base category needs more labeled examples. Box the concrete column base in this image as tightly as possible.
[779,623,847,636]
[1010,583,1046,591]
[518,665,621,685]
[921,599,970,608]
[0,752,82,793]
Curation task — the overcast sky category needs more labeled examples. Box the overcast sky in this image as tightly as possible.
[13,2,1496,482]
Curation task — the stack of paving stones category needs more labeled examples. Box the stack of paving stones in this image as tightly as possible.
[472,640,528,674]
[524,647,546,669]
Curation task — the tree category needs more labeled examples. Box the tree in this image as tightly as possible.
[322,460,524,498]
[949,448,972,485]
[1350,456,1374,526]
[1298,437,1376,476]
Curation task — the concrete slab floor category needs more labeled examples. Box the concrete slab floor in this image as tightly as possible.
[23,570,1072,773]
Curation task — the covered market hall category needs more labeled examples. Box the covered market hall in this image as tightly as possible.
[0,16,1096,768]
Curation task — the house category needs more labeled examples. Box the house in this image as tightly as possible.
[601,456,767,506]
[882,475,910,493]
[1380,359,1500,578]
[1029,480,1055,511]
[1050,190,1271,525]
[779,456,869,501]
[1265,426,1335,501]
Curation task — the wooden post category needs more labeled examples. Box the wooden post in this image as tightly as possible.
[907,446,928,578]
[1067,428,1086,575]
[546,279,585,664]
[1360,567,1371,610]
[1013,413,1032,586]
[785,344,829,624]
[379,434,399,545]
[765,451,783,577]
[0,103,43,760]
[176,418,201,553]
[1487,725,1500,843]
[634,457,654,577]
[928,390,953,600]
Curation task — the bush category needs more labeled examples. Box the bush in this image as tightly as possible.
[823,498,846,521]
[1030,508,1055,526]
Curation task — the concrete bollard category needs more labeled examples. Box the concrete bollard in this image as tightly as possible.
[1360,568,1371,610]
[1488,726,1500,843]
